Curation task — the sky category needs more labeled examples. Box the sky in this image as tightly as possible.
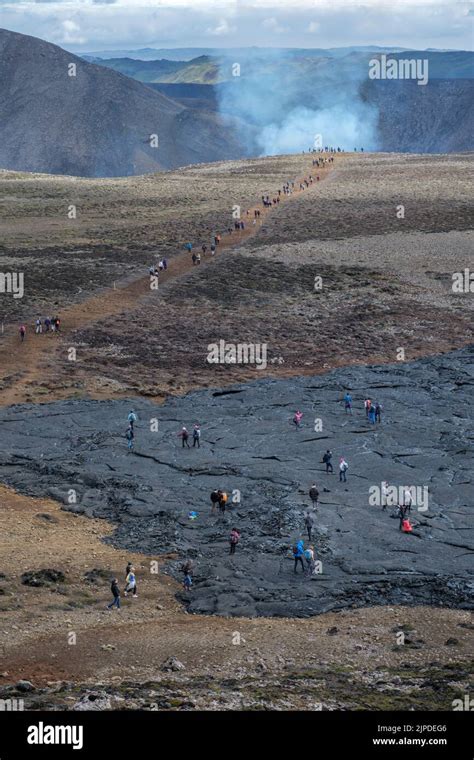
[0,0,473,52]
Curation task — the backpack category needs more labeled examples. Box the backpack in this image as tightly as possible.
[402,519,413,533]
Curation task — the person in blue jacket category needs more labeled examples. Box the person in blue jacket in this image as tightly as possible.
[293,539,305,573]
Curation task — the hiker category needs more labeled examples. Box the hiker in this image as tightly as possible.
[364,398,372,418]
[309,484,319,507]
[192,253,197,265]
[54,317,61,332]
[210,489,220,511]
[127,410,137,429]
[162,257,167,270]
[323,449,333,474]
[218,490,228,513]
[179,427,190,448]
[192,424,201,448]
[381,481,389,510]
[158,259,164,271]
[397,504,408,531]
[35,318,42,334]
[202,244,207,255]
[375,402,382,423]
[183,571,193,591]
[185,242,192,252]
[125,425,134,452]
[344,392,352,414]
[303,545,315,575]
[339,457,349,482]
[404,488,413,513]
[304,512,314,542]
[229,527,240,555]
[107,578,121,610]
[401,517,413,534]
[210,243,216,255]
[181,559,193,591]
[293,410,303,428]
[293,539,305,574]
[124,567,138,597]
[44,317,51,333]
[368,404,376,424]
[19,324,26,342]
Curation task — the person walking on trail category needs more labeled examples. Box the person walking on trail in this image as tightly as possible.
[162,257,168,270]
[192,252,197,265]
[54,317,61,332]
[128,410,137,429]
[229,527,240,555]
[375,402,382,423]
[44,317,51,333]
[35,318,42,334]
[185,242,192,252]
[293,410,303,429]
[293,539,305,574]
[210,243,216,255]
[181,559,193,591]
[397,504,407,531]
[19,324,26,342]
[107,578,121,610]
[196,253,201,264]
[218,490,228,514]
[183,570,193,591]
[368,404,376,425]
[202,244,207,255]
[210,489,220,511]
[344,392,353,414]
[192,424,201,448]
[404,488,413,513]
[125,425,134,452]
[339,457,349,482]
[309,484,319,507]
[179,427,190,448]
[304,545,314,575]
[364,398,372,418]
[323,449,333,474]
[304,512,314,542]
[124,567,138,597]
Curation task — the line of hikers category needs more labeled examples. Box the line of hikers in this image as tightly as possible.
[19,316,61,341]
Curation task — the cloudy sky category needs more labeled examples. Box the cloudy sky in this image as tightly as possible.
[1,0,473,52]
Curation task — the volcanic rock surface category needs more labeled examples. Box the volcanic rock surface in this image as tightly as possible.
[0,347,472,617]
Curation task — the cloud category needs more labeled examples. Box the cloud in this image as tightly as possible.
[208,18,236,36]
[262,17,286,34]
[60,18,86,44]
[0,1,472,51]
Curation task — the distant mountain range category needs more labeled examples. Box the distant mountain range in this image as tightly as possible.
[84,50,474,85]
[81,45,462,62]
[0,28,247,177]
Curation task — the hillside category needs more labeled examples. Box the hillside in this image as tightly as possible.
[0,29,247,177]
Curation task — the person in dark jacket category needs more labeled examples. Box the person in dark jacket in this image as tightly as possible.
[309,484,319,507]
[107,578,121,610]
